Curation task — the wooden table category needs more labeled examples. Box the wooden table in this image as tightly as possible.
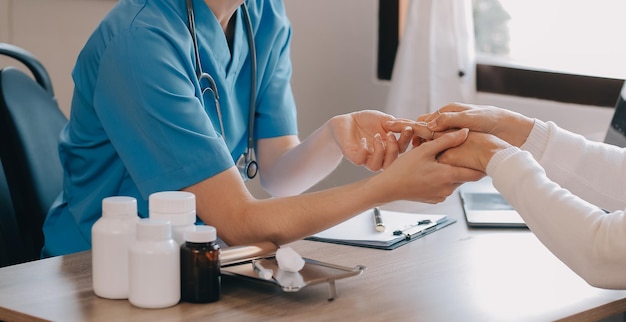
[2,195,626,321]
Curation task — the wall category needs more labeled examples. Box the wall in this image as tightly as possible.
[0,0,116,114]
[0,0,613,198]
[0,0,8,41]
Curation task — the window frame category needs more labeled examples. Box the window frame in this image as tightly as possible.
[377,0,399,80]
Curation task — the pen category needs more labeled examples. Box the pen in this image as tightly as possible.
[374,207,385,232]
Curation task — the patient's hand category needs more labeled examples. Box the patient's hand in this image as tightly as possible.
[427,103,534,148]
[387,103,534,148]
[436,131,511,172]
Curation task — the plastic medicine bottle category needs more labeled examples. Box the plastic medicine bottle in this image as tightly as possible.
[129,218,180,309]
[92,196,138,299]
[180,225,221,303]
[149,191,196,245]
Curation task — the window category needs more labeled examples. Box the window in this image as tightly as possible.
[475,0,626,78]
[378,0,625,107]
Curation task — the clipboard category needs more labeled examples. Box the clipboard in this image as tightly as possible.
[305,209,455,250]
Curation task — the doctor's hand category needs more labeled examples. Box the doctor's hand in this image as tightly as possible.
[329,110,425,171]
[371,128,485,204]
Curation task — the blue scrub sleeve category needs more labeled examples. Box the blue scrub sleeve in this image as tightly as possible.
[94,27,234,197]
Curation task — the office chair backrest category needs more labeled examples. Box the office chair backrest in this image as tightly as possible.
[0,43,67,264]
[0,161,23,266]
[0,43,55,98]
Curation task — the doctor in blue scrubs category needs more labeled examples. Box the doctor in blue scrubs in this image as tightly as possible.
[42,0,482,257]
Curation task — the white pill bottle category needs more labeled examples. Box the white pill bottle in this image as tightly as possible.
[92,196,139,299]
[149,191,196,246]
[129,218,180,309]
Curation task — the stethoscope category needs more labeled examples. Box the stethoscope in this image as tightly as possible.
[186,0,258,180]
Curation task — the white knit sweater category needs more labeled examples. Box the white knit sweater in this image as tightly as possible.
[486,120,626,289]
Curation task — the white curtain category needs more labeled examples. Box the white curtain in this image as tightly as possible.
[385,0,476,119]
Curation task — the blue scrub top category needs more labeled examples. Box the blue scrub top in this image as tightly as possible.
[42,0,298,257]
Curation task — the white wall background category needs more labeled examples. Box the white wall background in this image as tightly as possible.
[0,0,614,198]
[0,0,116,112]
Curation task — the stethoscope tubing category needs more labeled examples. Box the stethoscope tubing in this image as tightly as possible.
[186,0,258,180]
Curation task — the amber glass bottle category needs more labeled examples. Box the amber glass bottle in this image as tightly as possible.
[180,225,221,303]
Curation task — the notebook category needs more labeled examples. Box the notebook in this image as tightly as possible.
[460,80,626,228]
[306,209,455,250]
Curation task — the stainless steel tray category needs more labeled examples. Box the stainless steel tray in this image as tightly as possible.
[221,256,366,300]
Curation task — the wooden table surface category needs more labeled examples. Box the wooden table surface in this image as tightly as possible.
[2,196,626,321]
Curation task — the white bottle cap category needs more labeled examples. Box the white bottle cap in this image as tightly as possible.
[102,196,137,218]
[184,225,217,243]
[149,191,196,226]
[136,218,171,241]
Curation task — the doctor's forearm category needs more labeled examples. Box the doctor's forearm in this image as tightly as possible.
[259,123,343,197]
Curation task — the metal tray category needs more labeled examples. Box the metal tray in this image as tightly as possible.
[221,256,366,300]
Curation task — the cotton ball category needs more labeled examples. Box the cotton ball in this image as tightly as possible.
[273,269,305,291]
[275,246,305,272]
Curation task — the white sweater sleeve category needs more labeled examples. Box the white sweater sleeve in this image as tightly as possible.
[487,147,626,289]
[520,120,626,211]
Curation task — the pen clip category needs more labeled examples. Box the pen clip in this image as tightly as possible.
[400,224,431,240]
[397,218,446,240]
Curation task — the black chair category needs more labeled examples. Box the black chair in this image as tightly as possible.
[0,162,23,267]
[0,43,67,266]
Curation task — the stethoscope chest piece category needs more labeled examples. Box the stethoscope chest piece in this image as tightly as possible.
[236,153,258,180]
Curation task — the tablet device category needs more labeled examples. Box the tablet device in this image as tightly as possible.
[604,82,626,147]
[459,177,527,228]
